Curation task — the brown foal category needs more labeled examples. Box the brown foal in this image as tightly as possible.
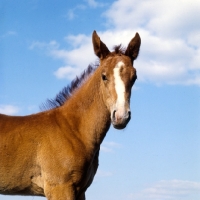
[0,31,141,200]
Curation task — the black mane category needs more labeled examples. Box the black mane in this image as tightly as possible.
[113,44,126,55]
[40,64,97,111]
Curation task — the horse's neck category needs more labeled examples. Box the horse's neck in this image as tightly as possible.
[60,67,111,149]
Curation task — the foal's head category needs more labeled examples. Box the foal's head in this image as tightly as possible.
[92,31,141,129]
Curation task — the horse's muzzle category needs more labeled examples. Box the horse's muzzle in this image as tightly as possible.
[111,109,131,129]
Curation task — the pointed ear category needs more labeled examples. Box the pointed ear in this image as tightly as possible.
[125,32,141,62]
[92,30,110,59]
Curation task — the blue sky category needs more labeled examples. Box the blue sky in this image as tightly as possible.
[1,0,200,200]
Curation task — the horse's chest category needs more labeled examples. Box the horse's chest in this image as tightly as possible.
[72,150,99,192]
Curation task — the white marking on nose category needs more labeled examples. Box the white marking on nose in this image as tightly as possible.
[113,61,125,108]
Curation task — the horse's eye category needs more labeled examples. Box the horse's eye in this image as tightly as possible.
[129,74,137,86]
[102,74,107,81]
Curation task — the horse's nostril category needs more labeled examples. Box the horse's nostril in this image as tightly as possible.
[128,111,131,118]
[127,111,131,120]
[112,110,116,120]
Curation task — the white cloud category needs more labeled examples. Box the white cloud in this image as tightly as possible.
[51,45,96,80]
[66,5,86,20]
[128,180,200,200]
[101,141,121,153]
[104,0,200,38]
[66,0,105,21]
[85,0,105,8]
[87,0,98,7]
[29,40,59,51]
[31,0,200,86]
[54,66,81,80]
[64,34,90,48]
[103,0,200,86]
[0,105,19,115]
[51,29,200,85]
[30,34,97,80]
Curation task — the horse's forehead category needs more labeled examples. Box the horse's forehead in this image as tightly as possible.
[104,55,132,72]
[115,60,125,68]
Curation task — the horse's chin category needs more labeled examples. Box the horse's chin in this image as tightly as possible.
[112,123,127,130]
[111,118,130,130]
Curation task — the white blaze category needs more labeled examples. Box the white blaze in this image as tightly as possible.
[113,61,125,109]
